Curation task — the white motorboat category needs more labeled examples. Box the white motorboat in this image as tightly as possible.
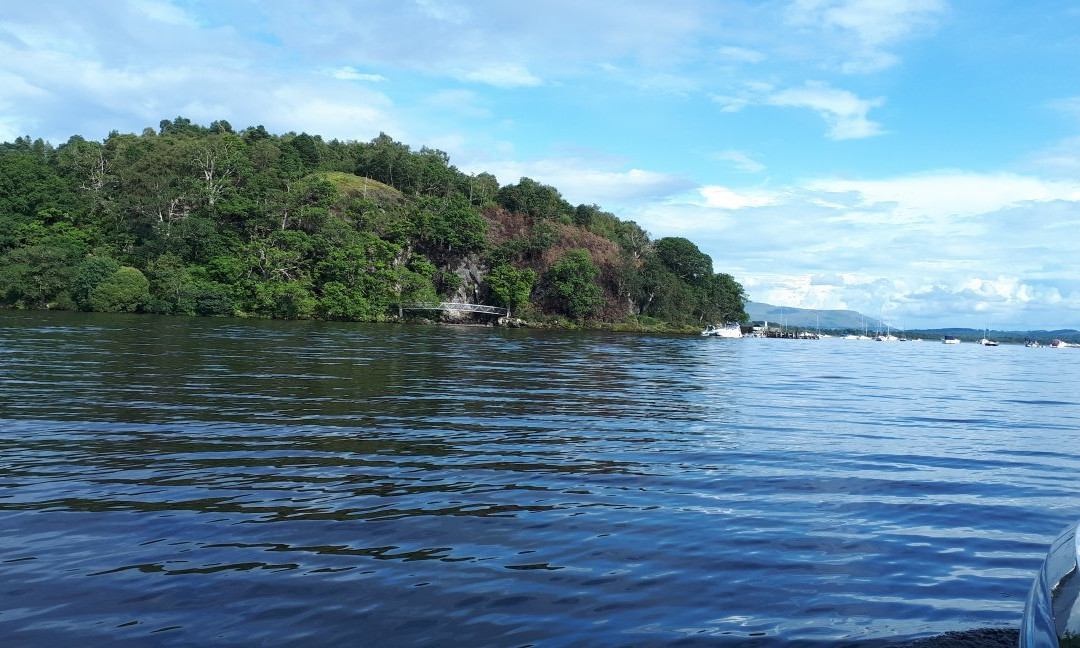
[942,335,961,344]
[701,323,743,338]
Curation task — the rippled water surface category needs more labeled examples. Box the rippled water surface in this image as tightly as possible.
[3,311,1080,646]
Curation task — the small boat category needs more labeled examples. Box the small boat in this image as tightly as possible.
[978,338,999,347]
[1020,519,1080,646]
[942,335,961,344]
[1050,339,1078,348]
[701,323,743,338]
[1026,340,1041,348]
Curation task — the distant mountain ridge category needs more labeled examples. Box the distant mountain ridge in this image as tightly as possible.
[745,301,883,331]
[746,301,1080,339]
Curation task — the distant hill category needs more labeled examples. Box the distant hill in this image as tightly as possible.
[746,302,882,331]
[745,302,1080,341]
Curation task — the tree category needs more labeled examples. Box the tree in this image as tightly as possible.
[70,255,121,310]
[704,272,748,324]
[411,196,488,260]
[654,237,713,285]
[0,222,90,308]
[144,252,198,314]
[487,264,536,316]
[89,267,150,313]
[496,177,572,221]
[546,249,604,320]
[467,172,499,206]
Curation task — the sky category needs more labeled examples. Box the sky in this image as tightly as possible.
[3,0,1080,329]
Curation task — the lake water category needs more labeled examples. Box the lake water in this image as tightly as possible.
[2,311,1079,646]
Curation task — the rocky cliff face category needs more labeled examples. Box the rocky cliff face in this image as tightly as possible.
[443,254,488,321]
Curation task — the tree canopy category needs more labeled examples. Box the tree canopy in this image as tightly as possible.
[0,121,747,328]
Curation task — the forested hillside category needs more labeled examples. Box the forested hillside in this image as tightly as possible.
[0,118,747,328]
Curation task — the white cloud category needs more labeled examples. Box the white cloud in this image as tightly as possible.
[422,89,492,119]
[710,80,885,139]
[785,0,947,73]
[711,94,751,114]
[0,116,24,142]
[804,172,1080,223]
[328,66,388,82]
[1028,135,1080,179]
[635,73,700,95]
[458,63,542,88]
[700,185,780,209]
[619,169,1080,328]
[127,0,199,27]
[715,150,766,173]
[768,81,885,139]
[1048,96,1080,120]
[414,0,471,24]
[718,45,766,64]
[261,86,397,140]
[466,156,696,208]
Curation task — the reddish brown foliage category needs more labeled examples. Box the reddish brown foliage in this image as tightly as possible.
[481,207,639,319]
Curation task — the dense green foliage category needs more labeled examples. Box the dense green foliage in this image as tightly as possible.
[0,119,747,327]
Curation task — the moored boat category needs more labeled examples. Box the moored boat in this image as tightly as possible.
[942,335,961,344]
[701,323,743,338]
[979,326,999,346]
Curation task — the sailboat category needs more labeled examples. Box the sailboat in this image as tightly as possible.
[874,322,898,342]
[855,317,872,340]
[978,321,999,346]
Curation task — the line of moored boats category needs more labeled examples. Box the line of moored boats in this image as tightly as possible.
[701,324,1080,347]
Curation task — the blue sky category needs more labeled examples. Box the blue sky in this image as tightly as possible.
[3,0,1080,329]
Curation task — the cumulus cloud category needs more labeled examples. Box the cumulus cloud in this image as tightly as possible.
[623,169,1080,328]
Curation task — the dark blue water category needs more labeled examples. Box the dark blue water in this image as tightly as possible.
[2,311,1079,646]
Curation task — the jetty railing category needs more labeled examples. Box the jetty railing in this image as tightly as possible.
[401,302,509,317]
